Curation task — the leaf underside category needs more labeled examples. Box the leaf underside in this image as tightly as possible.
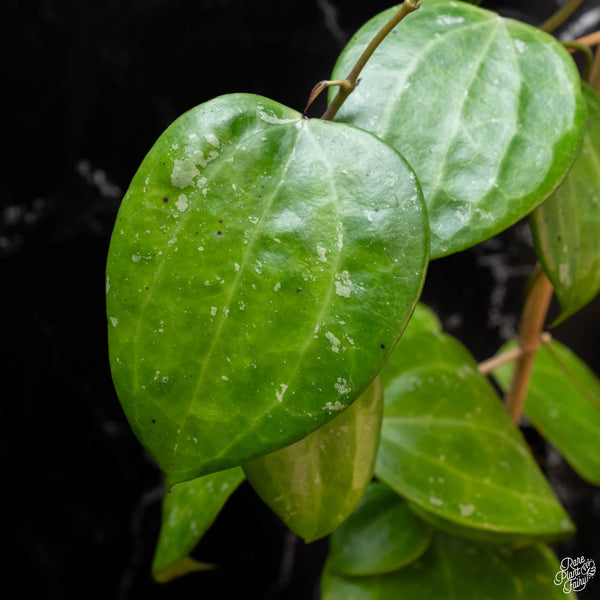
[152,467,245,580]
[243,377,383,543]
[330,0,585,258]
[106,93,428,484]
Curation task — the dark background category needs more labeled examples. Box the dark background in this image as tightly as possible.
[4,1,600,598]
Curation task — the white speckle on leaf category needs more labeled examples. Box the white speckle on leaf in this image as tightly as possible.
[105,276,110,294]
[334,377,351,395]
[325,331,342,353]
[335,271,353,298]
[429,496,444,506]
[459,504,475,517]
[234,263,240,272]
[221,375,229,382]
[257,103,298,125]
[175,194,189,212]
[109,317,118,327]
[316,246,328,263]
[210,306,217,316]
[514,39,528,53]
[205,133,220,148]
[198,246,204,252]
[171,156,199,188]
[322,400,345,412]
[274,282,281,291]
[437,14,465,25]
[131,254,141,263]
[276,384,288,403]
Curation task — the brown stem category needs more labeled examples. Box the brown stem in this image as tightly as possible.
[590,46,600,94]
[504,268,554,424]
[321,0,420,121]
[573,29,600,48]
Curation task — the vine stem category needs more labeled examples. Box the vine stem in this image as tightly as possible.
[478,332,552,375]
[504,267,554,424]
[540,0,585,33]
[320,0,420,121]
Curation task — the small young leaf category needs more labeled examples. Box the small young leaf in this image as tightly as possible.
[322,534,576,600]
[327,481,433,577]
[375,321,574,542]
[330,0,585,258]
[494,339,600,486]
[106,94,429,484]
[531,82,600,325]
[152,467,245,582]
[242,378,383,543]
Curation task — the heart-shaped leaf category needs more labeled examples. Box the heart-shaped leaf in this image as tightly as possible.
[243,377,383,543]
[375,317,574,542]
[152,467,245,582]
[106,94,429,484]
[494,339,600,486]
[326,481,433,577]
[322,534,575,600]
[531,82,600,325]
[330,0,585,258]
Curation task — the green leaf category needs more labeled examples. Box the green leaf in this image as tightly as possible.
[321,534,575,600]
[494,339,600,486]
[375,322,574,542]
[152,467,245,582]
[106,93,429,484]
[330,0,585,258]
[327,481,433,576]
[531,82,600,325]
[243,377,383,543]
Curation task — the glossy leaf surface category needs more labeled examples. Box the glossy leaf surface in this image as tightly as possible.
[322,534,575,600]
[494,339,600,486]
[243,378,383,543]
[375,318,574,542]
[531,83,600,324]
[152,467,245,582]
[327,481,433,576]
[106,93,428,484]
[330,0,585,258]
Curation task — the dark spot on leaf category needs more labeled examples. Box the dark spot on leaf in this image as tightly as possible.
[152,419,156,424]
[380,344,386,350]
[217,231,222,236]
[296,289,302,293]
[163,197,169,203]
[219,219,223,223]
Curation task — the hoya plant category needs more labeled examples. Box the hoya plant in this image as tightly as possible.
[106,0,600,596]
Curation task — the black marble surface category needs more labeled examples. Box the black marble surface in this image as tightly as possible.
[4,1,600,598]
